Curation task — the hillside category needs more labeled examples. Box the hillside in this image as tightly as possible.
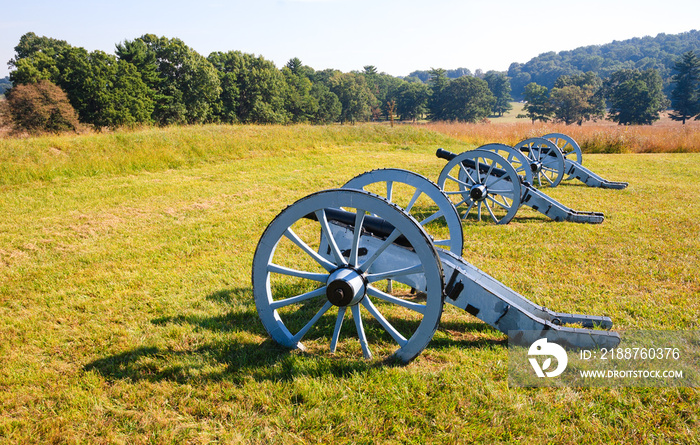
[507,30,700,98]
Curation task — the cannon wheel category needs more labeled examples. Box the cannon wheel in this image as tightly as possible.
[437,149,522,225]
[343,168,463,256]
[477,143,534,185]
[542,133,583,181]
[514,137,565,188]
[252,189,445,363]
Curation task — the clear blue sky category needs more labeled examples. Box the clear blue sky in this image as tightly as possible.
[2,0,699,79]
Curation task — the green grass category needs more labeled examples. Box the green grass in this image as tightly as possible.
[1,124,699,443]
[488,101,526,123]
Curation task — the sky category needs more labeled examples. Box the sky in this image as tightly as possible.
[2,0,699,79]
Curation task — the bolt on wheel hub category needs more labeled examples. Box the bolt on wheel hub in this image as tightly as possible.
[326,267,366,307]
[469,184,488,202]
[530,160,543,174]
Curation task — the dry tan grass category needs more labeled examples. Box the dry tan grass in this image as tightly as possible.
[420,115,700,154]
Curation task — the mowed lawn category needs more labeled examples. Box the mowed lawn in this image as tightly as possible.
[0,125,699,443]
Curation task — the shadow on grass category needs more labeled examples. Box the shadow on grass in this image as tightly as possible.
[554,181,588,188]
[431,319,507,350]
[459,213,550,226]
[84,287,505,384]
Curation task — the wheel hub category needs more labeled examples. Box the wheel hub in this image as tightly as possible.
[469,184,488,202]
[326,267,366,307]
[530,160,542,174]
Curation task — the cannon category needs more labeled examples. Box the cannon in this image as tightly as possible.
[513,134,629,189]
[476,134,628,189]
[542,133,628,189]
[252,187,620,362]
[435,148,605,225]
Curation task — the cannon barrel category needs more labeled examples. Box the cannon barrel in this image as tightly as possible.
[435,148,458,162]
[436,148,513,180]
[305,207,411,247]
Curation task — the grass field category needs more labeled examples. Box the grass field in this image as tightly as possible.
[1,124,699,443]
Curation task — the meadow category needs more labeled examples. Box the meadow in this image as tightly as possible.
[0,123,699,443]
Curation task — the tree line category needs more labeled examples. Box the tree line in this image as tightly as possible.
[5,33,505,131]
[2,32,699,134]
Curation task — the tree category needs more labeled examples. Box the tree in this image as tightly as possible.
[3,80,79,133]
[207,51,288,124]
[310,82,341,123]
[286,57,304,75]
[441,76,495,122]
[360,66,401,121]
[605,68,669,125]
[111,38,160,90]
[519,82,553,123]
[427,68,449,120]
[59,48,154,128]
[10,52,61,85]
[9,33,73,87]
[282,63,318,123]
[10,33,154,128]
[483,72,512,116]
[549,85,590,125]
[549,72,605,125]
[328,72,374,123]
[394,81,429,122]
[669,51,700,124]
[117,35,220,125]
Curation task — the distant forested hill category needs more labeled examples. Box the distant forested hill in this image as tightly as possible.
[0,76,11,95]
[507,30,700,99]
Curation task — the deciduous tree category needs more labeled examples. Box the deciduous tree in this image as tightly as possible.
[483,72,512,116]
[605,68,669,125]
[11,33,154,128]
[549,85,590,125]
[310,82,341,124]
[550,72,605,124]
[328,72,373,123]
[282,64,318,123]
[519,82,553,123]
[441,76,495,122]
[207,51,288,124]
[394,81,429,122]
[60,48,154,128]
[4,80,79,133]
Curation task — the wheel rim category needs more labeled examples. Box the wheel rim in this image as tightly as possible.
[542,133,583,181]
[252,189,444,362]
[343,168,463,256]
[477,143,534,185]
[437,149,522,225]
[514,137,565,188]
